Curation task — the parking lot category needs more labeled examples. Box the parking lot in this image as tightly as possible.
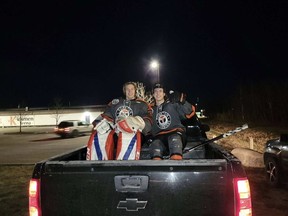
[0,126,90,164]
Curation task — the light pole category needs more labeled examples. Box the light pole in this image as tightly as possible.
[150,60,160,82]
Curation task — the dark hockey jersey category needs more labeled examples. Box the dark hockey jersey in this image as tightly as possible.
[151,100,193,136]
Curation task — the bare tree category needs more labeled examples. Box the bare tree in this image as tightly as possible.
[16,106,32,133]
[51,97,64,126]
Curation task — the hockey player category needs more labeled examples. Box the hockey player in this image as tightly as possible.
[87,81,152,160]
[149,83,194,160]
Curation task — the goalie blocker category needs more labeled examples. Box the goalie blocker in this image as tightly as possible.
[86,116,145,160]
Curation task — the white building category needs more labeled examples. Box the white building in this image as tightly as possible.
[0,105,106,128]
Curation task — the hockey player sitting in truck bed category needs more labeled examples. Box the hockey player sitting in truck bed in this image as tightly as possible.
[149,83,194,160]
[86,81,152,160]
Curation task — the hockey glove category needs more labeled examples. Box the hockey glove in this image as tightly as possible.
[116,116,145,133]
[94,119,113,134]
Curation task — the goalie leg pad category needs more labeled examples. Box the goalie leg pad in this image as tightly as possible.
[116,131,141,160]
[86,130,115,160]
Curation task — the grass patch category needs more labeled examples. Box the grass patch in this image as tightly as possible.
[0,165,34,216]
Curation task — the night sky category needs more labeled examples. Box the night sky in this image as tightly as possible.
[1,1,287,110]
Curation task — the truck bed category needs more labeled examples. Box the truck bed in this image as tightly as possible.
[31,142,248,216]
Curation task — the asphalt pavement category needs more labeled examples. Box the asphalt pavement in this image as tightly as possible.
[0,126,55,135]
[0,126,90,164]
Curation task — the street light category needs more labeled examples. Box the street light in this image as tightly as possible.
[150,60,160,82]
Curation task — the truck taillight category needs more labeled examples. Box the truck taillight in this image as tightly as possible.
[234,178,252,216]
[29,179,41,216]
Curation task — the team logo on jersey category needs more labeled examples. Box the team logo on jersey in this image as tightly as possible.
[156,111,171,129]
[116,106,133,120]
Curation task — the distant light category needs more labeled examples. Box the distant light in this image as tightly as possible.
[149,60,160,82]
[84,111,90,116]
[150,60,159,69]
[82,111,91,123]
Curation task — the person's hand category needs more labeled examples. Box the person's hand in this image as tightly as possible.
[168,90,186,104]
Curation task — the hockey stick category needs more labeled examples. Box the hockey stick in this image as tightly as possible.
[182,123,248,155]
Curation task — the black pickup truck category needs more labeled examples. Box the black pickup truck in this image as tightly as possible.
[29,118,252,216]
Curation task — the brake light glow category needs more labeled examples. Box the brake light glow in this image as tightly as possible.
[29,179,41,216]
[54,127,70,132]
[233,178,252,216]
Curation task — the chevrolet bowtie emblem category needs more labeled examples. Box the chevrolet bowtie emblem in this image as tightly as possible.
[117,198,147,211]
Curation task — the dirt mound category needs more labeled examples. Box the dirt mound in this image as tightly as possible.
[231,148,264,168]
